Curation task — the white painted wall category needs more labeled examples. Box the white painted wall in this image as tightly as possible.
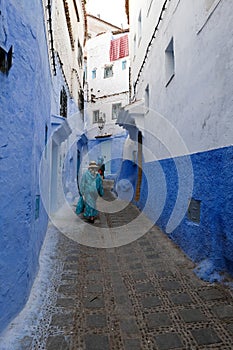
[129,0,166,88]
[52,0,85,104]
[86,32,129,96]
[85,92,129,139]
[128,0,233,159]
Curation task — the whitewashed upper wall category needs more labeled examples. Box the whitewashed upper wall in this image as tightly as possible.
[85,92,129,139]
[128,0,233,159]
[52,0,85,103]
[86,32,129,97]
[85,30,129,137]
[129,0,166,89]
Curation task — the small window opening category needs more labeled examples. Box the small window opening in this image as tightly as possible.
[104,65,113,78]
[45,124,48,158]
[122,60,127,70]
[188,199,201,224]
[35,195,40,220]
[60,86,67,118]
[165,38,175,86]
[78,90,84,119]
[92,68,97,79]
[0,45,13,74]
[93,110,100,123]
[112,103,122,120]
[133,34,136,60]
[138,10,142,46]
[77,40,83,68]
[145,84,149,110]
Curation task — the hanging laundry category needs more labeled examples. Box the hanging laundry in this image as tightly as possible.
[110,34,129,61]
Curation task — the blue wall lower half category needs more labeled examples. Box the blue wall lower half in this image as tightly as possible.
[110,136,127,176]
[0,1,51,333]
[116,146,233,281]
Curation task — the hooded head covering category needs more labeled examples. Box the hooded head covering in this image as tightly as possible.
[97,156,104,165]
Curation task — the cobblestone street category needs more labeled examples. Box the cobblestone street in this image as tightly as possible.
[1,181,233,350]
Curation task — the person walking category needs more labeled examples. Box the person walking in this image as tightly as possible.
[76,161,104,223]
[97,156,105,179]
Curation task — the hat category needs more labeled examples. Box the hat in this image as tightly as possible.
[88,161,98,169]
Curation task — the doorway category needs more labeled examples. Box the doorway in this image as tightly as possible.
[135,131,142,202]
[50,141,58,213]
[101,140,112,176]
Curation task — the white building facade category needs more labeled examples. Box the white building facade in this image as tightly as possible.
[118,0,233,280]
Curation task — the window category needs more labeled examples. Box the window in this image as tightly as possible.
[35,195,40,220]
[145,84,149,111]
[77,40,83,68]
[44,124,48,159]
[188,199,201,224]
[92,68,97,79]
[104,65,113,78]
[0,45,12,74]
[138,10,142,46]
[112,103,122,120]
[78,90,84,115]
[122,60,127,70]
[93,110,100,123]
[165,38,175,86]
[133,34,137,60]
[60,86,67,118]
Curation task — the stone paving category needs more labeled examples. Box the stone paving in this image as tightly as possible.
[2,181,233,349]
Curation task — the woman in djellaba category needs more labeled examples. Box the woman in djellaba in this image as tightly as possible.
[77,161,104,223]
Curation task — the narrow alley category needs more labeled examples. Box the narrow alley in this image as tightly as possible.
[1,0,233,349]
[1,181,233,350]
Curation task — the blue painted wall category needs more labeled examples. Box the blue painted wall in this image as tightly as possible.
[111,135,127,175]
[0,1,51,332]
[87,134,127,179]
[116,145,233,281]
[142,147,233,280]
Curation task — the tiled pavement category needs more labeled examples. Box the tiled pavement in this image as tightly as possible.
[2,181,233,350]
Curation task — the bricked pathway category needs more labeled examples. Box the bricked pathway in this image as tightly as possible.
[1,181,233,350]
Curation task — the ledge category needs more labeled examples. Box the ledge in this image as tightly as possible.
[95,133,112,139]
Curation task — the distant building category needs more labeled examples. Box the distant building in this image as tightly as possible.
[118,0,233,279]
[84,14,129,178]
